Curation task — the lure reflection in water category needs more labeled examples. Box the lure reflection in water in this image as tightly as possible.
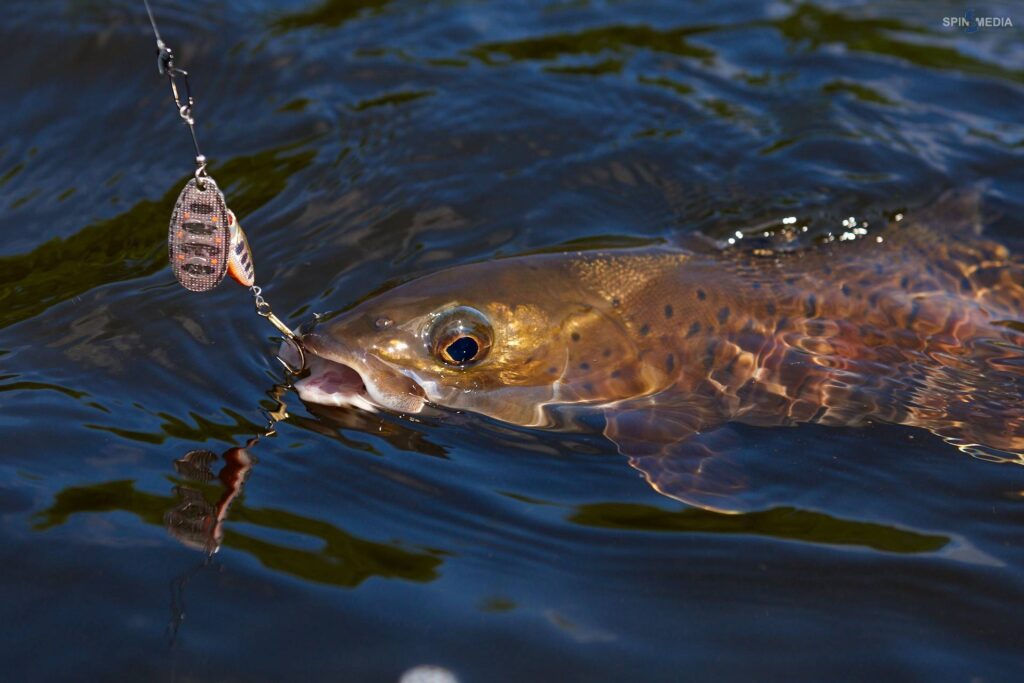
[288,193,1024,512]
[165,441,255,554]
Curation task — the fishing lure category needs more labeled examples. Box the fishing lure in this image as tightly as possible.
[143,0,301,370]
[168,182,255,290]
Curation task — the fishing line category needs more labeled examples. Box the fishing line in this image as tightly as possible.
[141,0,305,374]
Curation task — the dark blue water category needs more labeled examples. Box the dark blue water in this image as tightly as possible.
[2,1,1024,680]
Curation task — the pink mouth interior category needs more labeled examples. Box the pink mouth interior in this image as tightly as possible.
[309,362,365,394]
[293,356,378,412]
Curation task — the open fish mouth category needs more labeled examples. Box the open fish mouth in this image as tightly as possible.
[280,335,427,415]
[293,354,380,413]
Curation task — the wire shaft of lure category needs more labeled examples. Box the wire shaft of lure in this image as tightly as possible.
[142,0,306,374]
[143,0,207,183]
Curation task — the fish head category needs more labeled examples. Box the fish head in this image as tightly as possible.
[292,255,654,425]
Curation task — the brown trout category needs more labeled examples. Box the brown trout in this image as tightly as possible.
[290,194,1024,511]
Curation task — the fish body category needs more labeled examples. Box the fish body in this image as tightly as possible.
[293,194,1024,510]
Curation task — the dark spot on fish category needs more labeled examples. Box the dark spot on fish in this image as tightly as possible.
[547,367,558,375]
[960,276,972,292]
[869,292,880,307]
[603,348,612,358]
[664,304,674,319]
[925,264,935,276]
[580,362,590,371]
[899,276,909,289]
[686,321,701,338]
[703,340,719,370]
[804,295,817,318]
[722,353,741,376]
[696,289,706,301]
[751,282,761,290]
[823,266,832,276]
[785,277,798,285]
[717,307,730,324]
[571,332,581,342]
[639,324,650,336]
[806,321,828,336]
[874,263,884,276]
[666,354,675,373]
[611,298,621,308]
[907,300,921,325]
[765,302,777,316]
[841,284,851,297]
[525,356,533,364]
[611,370,622,379]
[859,278,872,288]
[583,382,594,394]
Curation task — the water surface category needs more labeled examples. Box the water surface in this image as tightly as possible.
[2,1,1024,680]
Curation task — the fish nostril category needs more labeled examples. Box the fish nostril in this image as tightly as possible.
[375,316,394,330]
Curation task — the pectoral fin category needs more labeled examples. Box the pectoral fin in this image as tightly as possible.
[604,398,752,513]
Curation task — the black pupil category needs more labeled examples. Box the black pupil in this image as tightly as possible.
[445,336,478,363]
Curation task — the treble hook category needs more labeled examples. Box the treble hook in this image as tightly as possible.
[275,336,307,376]
[250,285,307,375]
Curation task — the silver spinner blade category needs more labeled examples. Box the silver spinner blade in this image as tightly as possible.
[168,177,231,292]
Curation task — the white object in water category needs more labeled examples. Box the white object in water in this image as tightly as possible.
[399,665,458,683]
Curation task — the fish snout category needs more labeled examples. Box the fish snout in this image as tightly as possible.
[283,329,426,415]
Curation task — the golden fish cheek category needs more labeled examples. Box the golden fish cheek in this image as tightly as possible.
[546,308,664,402]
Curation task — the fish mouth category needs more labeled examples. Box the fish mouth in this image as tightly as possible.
[292,352,380,413]
[281,334,426,415]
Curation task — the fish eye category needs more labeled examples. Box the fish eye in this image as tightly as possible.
[444,336,479,363]
[429,307,492,367]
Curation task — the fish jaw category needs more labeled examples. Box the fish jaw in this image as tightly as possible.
[281,333,428,415]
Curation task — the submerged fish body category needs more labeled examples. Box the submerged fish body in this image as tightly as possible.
[294,194,1024,511]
